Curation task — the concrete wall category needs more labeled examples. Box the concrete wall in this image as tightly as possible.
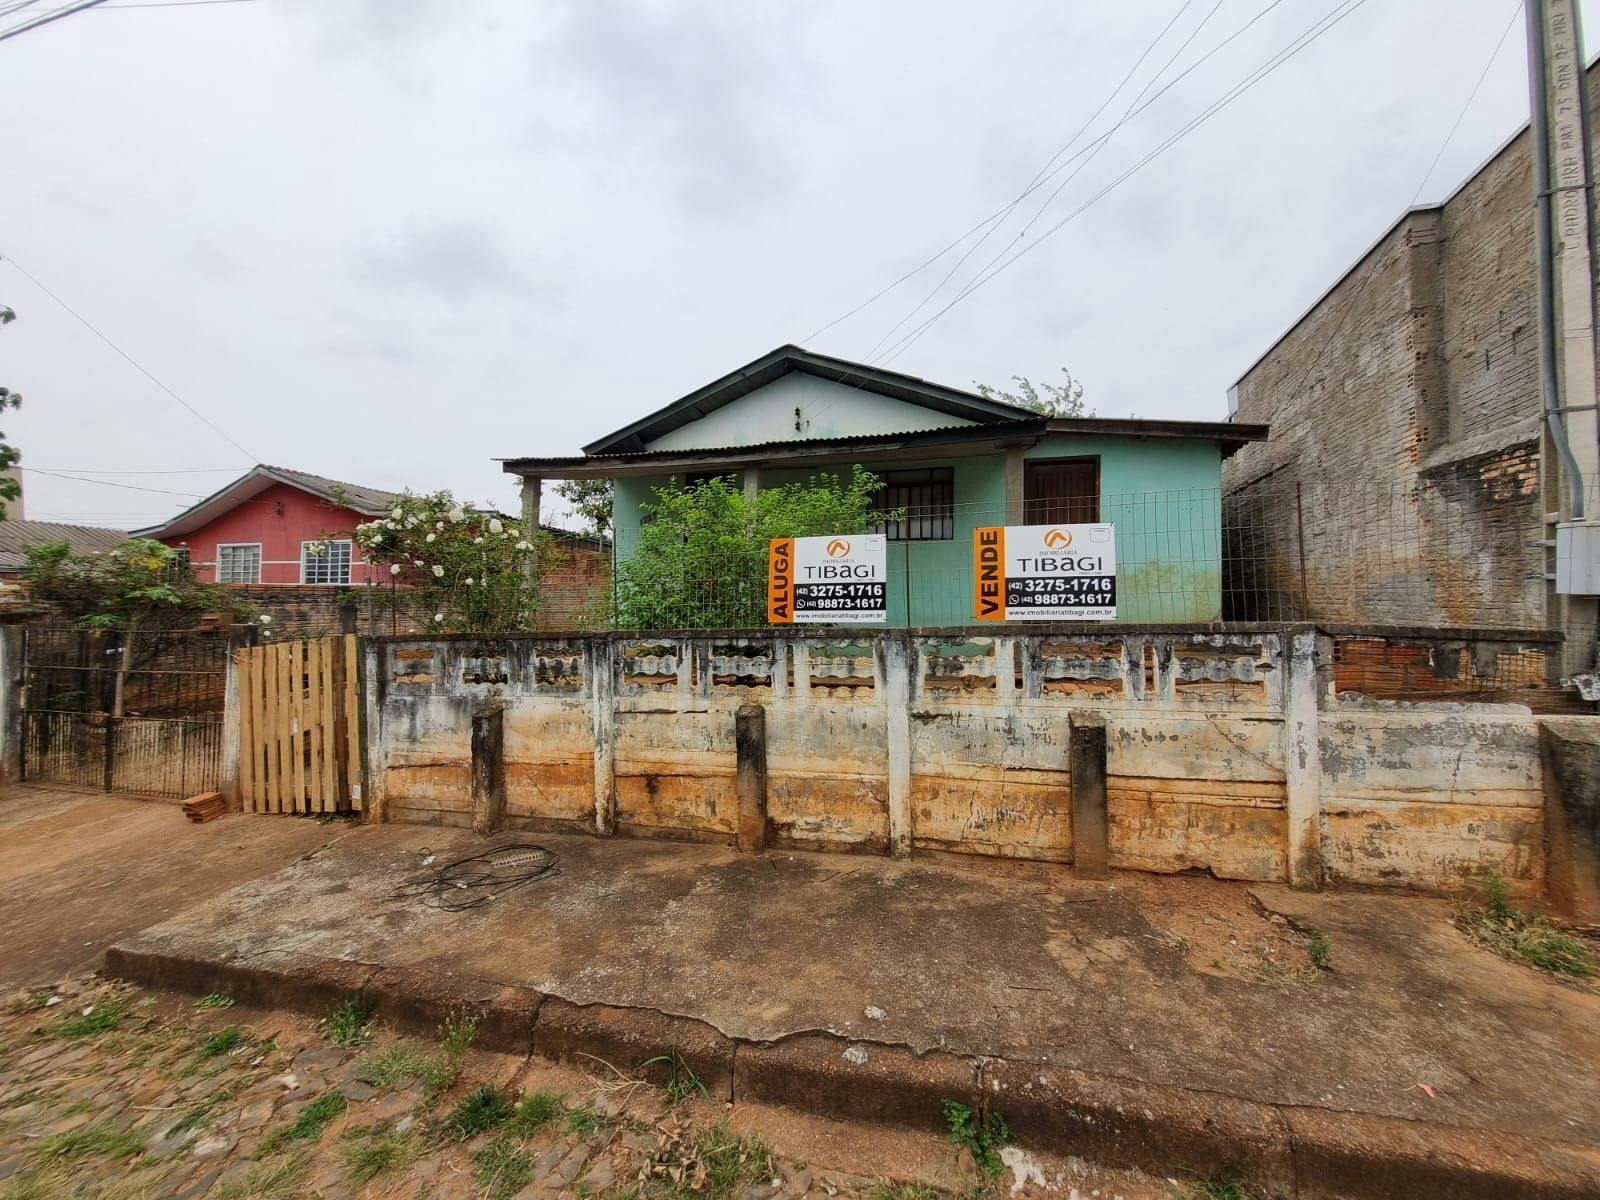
[363,626,1580,896]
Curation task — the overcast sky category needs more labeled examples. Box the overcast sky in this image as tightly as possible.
[0,0,1584,529]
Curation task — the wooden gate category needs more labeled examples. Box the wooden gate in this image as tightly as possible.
[237,635,362,813]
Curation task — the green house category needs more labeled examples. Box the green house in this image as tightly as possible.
[503,346,1266,626]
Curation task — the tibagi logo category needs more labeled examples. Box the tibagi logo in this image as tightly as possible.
[826,538,851,558]
[1043,528,1073,549]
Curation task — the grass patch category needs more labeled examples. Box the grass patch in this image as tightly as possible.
[340,1127,425,1185]
[212,1147,314,1200]
[32,1121,144,1164]
[47,998,133,1040]
[171,1080,241,1136]
[1305,928,1332,970]
[693,1122,774,1200]
[319,997,375,1048]
[198,1026,247,1058]
[941,1099,1009,1179]
[358,1045,436,1090]
[428,1009,479,1094]
[564,1103,603,1139]
[506,1088,566,1137]
[1465,874,1599,979]
[255,1091,348,1156]
[195,993,235,1011]
[866,1185,941,1200]
[475,1135,534,1200]
[444,1085,511,1138]
[643,1047,710,1103]
[1172,1179,1253,1200]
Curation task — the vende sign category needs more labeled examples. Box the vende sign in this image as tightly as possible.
[973,523,1116,621]
[768,534,888,624]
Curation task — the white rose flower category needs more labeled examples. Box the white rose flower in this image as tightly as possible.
[447,506,466,523]
[412,559,423,568]
[432,612,444,623]
[389,563,401,576]
[391,506,403,519]
[488,518,503,535]
[473,536,484,544]
[464,577,474,586]
[259,614,272,624]
[435,520,445,532]
[425,532,436,543]
[431,564,444,577]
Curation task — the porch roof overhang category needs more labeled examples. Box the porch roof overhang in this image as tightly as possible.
[500,417,1269,480]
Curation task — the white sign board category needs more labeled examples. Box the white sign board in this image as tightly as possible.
[974,523,1116,621]
[768,534,888,624]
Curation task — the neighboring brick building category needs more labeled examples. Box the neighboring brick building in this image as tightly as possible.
[1224,71,1591,653]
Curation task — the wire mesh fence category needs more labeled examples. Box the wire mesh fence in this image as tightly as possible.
[19,627,235,797]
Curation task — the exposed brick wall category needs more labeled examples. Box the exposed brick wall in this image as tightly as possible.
[1224,91,1566,631]
[225,535,612,638]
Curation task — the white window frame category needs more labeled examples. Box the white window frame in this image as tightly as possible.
[216,542,262,585]
[300,539,353,586]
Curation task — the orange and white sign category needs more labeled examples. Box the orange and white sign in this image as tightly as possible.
[768,534,887,624]
[973,523,1115,621]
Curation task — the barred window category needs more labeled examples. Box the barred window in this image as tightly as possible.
[301,540,352,585]
[216,543,261,584]
[872,468,955,541]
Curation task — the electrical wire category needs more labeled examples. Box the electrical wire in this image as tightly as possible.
[0,0,109,43]
[0,253,261,461]
[1410,0,1523,206]
[27,466,249,474]
[875,0,1376,369]
[391,843,561,912]
[21,468,206,498]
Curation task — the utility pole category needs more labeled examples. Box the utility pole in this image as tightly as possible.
[1527,0,1600,676]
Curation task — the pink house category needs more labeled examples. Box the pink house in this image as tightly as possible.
[135,465,400,586]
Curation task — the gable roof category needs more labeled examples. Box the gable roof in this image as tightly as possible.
[132,465,406,541]
[0,520,129,572]
[582,344,1042,454]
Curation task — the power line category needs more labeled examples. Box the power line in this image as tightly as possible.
[27,466,248,474]
[802,0,1290,349]
[21,468,206,498]
[0,0,109,43]
[0,253,261,461]
[1410,0,1522,206]
[876,0,1376,368]
[860,0,1206,363]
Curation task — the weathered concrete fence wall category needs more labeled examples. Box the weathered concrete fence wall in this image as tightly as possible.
[363,627,1562,894]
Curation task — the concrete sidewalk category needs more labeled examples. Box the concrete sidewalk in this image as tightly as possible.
[106,824,1600,1197]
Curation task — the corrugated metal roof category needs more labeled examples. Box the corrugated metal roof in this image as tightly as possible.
[0,520,129,571]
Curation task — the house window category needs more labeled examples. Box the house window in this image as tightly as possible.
[216,543,261,584]
[1024,457,1099,524]
[873,468,955,541]
[301,540,353,586]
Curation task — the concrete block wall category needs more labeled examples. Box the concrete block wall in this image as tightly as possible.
[362,627,1586,896]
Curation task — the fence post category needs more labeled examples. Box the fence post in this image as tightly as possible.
[1069,712,1109,878]
[219,631,246,811]
[361,639,386,821]
[881,634,913,859]
[471,700,507,834]
[590,637,616,835]
[1283,629,1325,888]
[734,703,767,852]
[0,626,21,785]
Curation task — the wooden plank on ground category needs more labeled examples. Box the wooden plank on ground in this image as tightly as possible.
[290,640,306,812]
[263,644,280,812]
[344,635,361,810]
[237,649,255,812]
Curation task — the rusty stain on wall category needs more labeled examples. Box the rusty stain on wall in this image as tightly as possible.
[362,629,1588,896]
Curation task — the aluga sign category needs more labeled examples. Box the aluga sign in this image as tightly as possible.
[768,534,888,624]
[974,523,1116,621]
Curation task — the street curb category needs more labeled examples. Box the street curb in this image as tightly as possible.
[103,943,1600,1200]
